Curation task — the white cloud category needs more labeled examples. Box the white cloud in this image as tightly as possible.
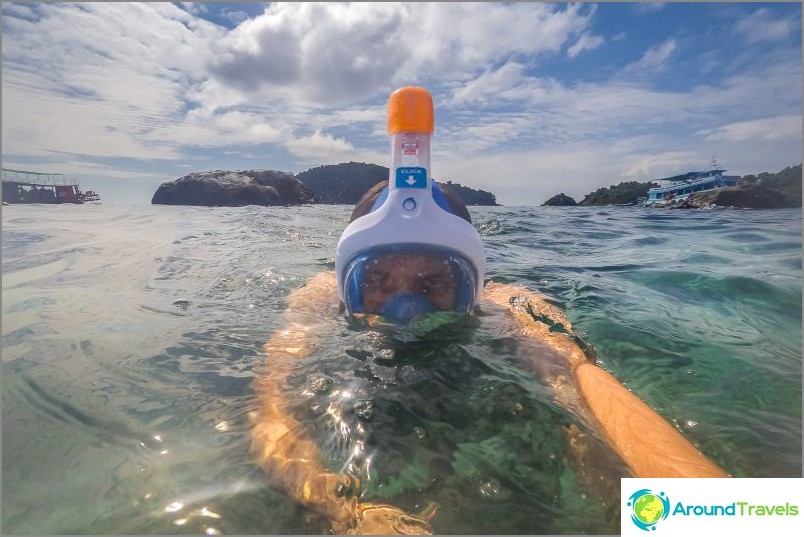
[621,150,702,178]
[567,33,605,58]
[206,2,593,104]
[1,1,597,173]
[285,131,355,160]
[433,139,696,205]
[735,9,795,44]
[633,3,667,14]
[624,39,677,72]
[449,63,558,105]
[1,2,35,18]
[697,115,803,143]
[430,51,802,204]
[1,2,222,159]
[436,128,800,206]
[179,2,208,17]
[427,46,801,184]
[1,2,800,204]
[221,10,249,26]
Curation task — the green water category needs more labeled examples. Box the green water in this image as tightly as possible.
[2,204,800,534]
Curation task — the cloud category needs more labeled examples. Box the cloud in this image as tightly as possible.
[449,62,559,105]
[433,139,705,205]
[429,47,801,204]
[431,44,802,172]
[697,115,803,142]
[179,2,208,17]
[567,33,605,58]
[206,2,594,105]
[621,150,701,178]
[221,10,249,26]
[633,3,667,14]
[735,9,795,44]
[285,131,355,160]
[624,39,677,72]
[1,2,800,205]
[1,1,595,167]
[1,3,222,159]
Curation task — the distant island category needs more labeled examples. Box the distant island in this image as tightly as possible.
[152,161,498,207]
[152,169,315,207]
[542,164,802,209]
[296,161,498,206]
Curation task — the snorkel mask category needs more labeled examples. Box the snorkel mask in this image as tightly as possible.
[335,87,486,324]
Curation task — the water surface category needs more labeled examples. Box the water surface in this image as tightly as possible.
[2,203,801,534]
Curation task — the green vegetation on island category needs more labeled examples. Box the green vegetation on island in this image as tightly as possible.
[577,180,652,206]
[296,161,498,206]
[741,164,801,202]
[296,161,388,205]
[542,182,653,206]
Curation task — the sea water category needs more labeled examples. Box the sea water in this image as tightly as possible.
[2,202,801,534]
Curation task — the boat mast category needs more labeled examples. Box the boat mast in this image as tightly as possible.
[710,155,719,170]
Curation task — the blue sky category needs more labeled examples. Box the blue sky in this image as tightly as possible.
[2,2,801,205]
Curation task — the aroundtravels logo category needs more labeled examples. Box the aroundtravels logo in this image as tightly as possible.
[627,489,671,531]
[625,483,800,533]
[622,478,803,535]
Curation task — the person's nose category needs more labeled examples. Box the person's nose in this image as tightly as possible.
[388,273,421,295]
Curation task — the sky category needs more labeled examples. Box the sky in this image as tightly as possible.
[1,2,802,206]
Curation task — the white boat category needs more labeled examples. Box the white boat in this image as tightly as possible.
[640,159,738,207]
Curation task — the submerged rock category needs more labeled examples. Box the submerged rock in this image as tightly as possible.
[151,169,315,207]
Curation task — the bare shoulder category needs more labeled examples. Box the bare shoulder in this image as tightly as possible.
[286,271,339,316]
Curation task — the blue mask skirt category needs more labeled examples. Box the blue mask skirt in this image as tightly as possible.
[377,293,437,324]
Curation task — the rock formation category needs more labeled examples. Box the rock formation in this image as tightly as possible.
[672,182,800,209]
[151,170,315,207]
[542,193,578,206]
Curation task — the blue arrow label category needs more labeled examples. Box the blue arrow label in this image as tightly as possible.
[395,167,427,189]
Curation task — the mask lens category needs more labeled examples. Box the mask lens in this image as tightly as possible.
[343,248,477,322]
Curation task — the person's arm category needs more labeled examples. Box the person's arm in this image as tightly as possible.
[483,282,729,478]
[251,271,433,534]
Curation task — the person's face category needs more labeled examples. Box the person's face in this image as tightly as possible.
[361,253,458,313]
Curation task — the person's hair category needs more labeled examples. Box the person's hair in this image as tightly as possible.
[350,180,472,223]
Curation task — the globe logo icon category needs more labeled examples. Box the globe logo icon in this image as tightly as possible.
[627,489,670,531]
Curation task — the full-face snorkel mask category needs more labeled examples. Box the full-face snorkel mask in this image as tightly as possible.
[335,87,486,325]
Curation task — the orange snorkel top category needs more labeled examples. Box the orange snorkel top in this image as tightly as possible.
[387,86,434,135]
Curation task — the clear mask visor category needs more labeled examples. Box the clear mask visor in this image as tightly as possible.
[342,246,478,324]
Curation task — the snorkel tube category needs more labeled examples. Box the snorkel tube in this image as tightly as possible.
[335,87,486,321]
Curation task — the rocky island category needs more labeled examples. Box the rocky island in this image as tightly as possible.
[672,180,800,209]
[151,169,314,207]
[153,162,499,207]
[542,193,578,206]
[297,161,498,206]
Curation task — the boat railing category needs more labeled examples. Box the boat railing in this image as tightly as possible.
[647,176,719,193]
[2,168,78,187]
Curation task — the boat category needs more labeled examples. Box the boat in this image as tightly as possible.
[639,158,739,207]
[2,168,101,204]
[82,189,101,202]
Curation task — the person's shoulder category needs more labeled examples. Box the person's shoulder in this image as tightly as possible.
[285,271,339,314]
